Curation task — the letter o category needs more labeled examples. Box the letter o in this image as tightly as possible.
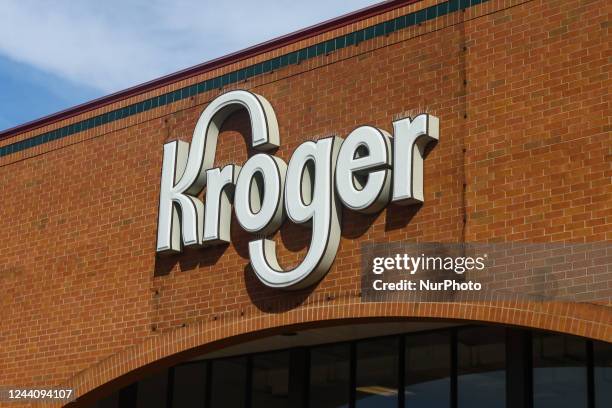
[234,154,286,235]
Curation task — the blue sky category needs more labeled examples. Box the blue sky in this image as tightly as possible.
[0,0,380,131]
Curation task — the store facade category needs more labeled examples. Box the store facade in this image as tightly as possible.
[93,324,612,408]
[0,0,609,407]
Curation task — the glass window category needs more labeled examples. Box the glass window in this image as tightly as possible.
[532,332,587,408]
[404,331,451,407]
[95,391,118,408]
[136,369,168,408]
[309,343,351,408]
[89,326,603,408]
[457,326,506,408]
[172,362,207,408]
[593,340,611,407]
[251,351,290,408]
[210,357,247,408]
[355,337,399,408]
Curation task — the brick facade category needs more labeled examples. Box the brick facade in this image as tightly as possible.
[0,0,609,406]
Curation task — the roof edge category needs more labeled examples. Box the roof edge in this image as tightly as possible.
[0,0,418,140]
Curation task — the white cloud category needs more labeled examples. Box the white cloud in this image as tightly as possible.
[0,0,379,93]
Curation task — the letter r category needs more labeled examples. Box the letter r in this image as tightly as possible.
[392,114,439,204]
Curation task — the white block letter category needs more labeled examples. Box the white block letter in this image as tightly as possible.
[392,114,439,204]
[234,154,286,235]
[336,126,392,213]
[203,164,240,245]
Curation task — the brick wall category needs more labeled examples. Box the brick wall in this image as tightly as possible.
[0,0,609,405]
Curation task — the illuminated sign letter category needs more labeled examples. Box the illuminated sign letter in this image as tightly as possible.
[335,126,392,213]
[202,164,240,244]
[391,114,439,204]
[234,154,287,235]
